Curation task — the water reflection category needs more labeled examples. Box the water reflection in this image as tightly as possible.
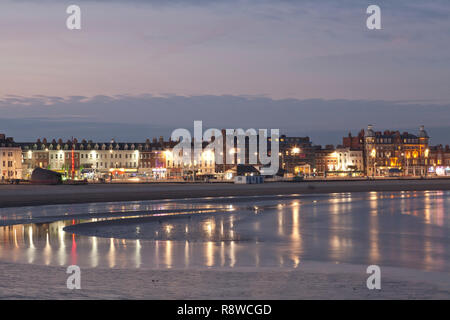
[0,191,449,272]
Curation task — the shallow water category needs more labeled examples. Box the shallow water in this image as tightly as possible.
[0,191,449,272]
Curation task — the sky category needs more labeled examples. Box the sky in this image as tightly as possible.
[1,0,450,145]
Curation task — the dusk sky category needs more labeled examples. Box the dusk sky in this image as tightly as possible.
[1,0,450,144]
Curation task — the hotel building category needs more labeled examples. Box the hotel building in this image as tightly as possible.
[364,125,430,177]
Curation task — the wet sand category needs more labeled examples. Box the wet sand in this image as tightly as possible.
[1,261,449,299]
[1,179,450,208]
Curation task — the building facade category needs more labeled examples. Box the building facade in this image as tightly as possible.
[19,137,177,180]
[314,145,338,176]
[428,145,450,176]
[364,125,430,177]
[3,126,448,181]
[165,144,216,179]
[0,134,22,181]
[137,137,174,179]
[279,135,315,176]
[335,147,364,174]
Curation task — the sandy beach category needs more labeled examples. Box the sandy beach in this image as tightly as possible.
[1,179,450,208]
[1,186,450,300]
[1,261,449,299]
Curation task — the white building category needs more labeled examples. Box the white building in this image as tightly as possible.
[165,148,216,178]
[19,140,140,179]
[336,147,364,173]
[77,143,139,172]
[0,134,23,180]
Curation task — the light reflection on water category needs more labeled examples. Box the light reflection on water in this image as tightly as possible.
[0,191,449,272]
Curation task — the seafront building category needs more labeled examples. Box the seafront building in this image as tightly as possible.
[279,135,315,176]
[335,147,364,174]
[0,134,22,180]
[314,145,337,176]
[364,125,430,177]
[428,145,450,176]
[1,124,449,182]
[19,138,176,180]
[165,142,216,179]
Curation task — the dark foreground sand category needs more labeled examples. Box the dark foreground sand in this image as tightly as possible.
[1,179,450,208]
[1,261,449,299]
